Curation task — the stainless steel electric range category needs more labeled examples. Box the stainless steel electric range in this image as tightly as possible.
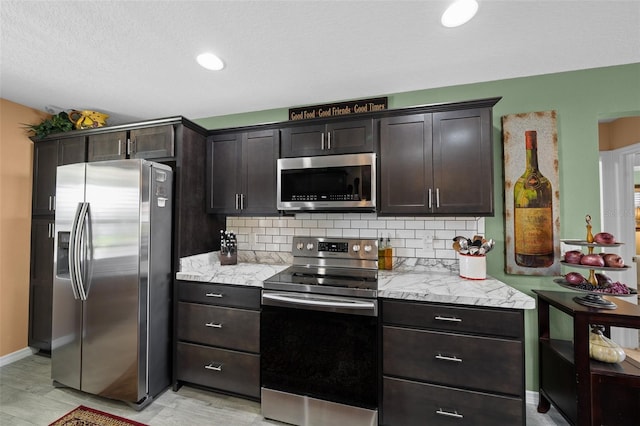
[261,236,379,426]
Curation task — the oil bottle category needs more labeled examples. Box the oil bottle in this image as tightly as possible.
[378,237,386,270]
[384,236,393,270]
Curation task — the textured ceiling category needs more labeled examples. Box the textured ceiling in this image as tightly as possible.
[1,0,639,126]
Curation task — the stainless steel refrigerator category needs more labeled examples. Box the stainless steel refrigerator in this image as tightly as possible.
[51,159,173,410]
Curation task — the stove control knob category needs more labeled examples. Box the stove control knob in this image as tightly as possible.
[296,242,304,250]
[306,243,314,251]
[364,244,372,253]
[352,244,361,252]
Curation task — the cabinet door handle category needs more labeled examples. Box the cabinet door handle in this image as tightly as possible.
[205,322,223,328]
[327,132,331,150]
[435,409,463,419]
[52,195,55,211]
[205,292,224,298]
[240,193,245,210]
[118,139,122,156]
[428,189,432,209]
[48,222,54,238]
[204,363,223,372]
[434,315,462,322]
[127,139,132,156]
[321,133,325,150]
[436,188,440,208]
[435,354,463,363]
[235,193,239,210]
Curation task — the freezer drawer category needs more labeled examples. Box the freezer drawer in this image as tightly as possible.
[176,342,260,398]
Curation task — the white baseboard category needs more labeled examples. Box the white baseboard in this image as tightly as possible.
[0,347,36,367]
[526,390,540,405]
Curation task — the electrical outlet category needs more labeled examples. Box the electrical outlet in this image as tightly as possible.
[424,235,434,250]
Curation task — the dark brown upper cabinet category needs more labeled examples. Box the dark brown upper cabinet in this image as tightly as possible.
[280,118,373,157]
[207,129,280,215]
[88,125,174,162]
[32,136,86,216]
[379,107,494,216]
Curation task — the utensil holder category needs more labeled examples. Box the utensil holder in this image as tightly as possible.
[459,254,486,280]
[219,250,237,265]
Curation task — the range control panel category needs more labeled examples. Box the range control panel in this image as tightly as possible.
[291,236,378,261]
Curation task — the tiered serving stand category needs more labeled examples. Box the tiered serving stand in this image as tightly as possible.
[555,215,634,309]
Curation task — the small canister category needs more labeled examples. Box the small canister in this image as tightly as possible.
[459,254,486,280]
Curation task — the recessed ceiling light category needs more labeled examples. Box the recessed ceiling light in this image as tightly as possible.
[196,52,225,71]
[441,0,479,28]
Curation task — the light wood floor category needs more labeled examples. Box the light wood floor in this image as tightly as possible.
[1,354,569,425]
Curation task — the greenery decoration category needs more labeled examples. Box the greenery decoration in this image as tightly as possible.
[24,111,74,139]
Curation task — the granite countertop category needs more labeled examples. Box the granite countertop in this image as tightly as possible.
[177,251,535,310]
[177,251,289,287]
[377,270,535,309]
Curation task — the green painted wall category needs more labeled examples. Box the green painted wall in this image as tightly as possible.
[195,63,640,392]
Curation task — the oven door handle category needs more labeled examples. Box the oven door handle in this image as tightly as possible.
[262,291,377,316]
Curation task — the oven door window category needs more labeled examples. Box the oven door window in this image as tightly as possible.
[261,305,378,409]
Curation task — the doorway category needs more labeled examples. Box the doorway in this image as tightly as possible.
[599,116,640,349]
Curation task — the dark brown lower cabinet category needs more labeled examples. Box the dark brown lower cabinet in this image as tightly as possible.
[381,299,525,426]
[173,281,261,399]
[28,217,55,352]
[383,377,522,426]
[176,342,260,398]
[590,372,640,426]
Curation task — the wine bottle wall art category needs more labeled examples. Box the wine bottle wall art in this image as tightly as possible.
[502,110,560,275]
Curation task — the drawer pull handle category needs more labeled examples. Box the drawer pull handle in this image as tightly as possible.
[205,293,224,298]
[435,354,463,363]
[435,409,463,419]
[204,363,223,372]
[205,322,223,328]
[434,315,462,322]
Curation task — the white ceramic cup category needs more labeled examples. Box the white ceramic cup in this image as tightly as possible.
[459,254,486,280]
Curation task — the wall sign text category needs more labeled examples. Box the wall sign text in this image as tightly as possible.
[289,97,388,121]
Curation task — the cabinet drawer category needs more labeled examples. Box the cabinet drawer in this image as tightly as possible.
[176,342,260,398]
[382,299,523,339]
[177,281,260,310]
[177,302,259,352]
[382,377,523,426]
[383,326,523,395]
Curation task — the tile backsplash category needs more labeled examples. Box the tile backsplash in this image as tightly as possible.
[226,213,485,260]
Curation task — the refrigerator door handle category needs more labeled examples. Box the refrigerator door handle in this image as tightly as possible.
[70,202,90,301]
[68,203,83,300]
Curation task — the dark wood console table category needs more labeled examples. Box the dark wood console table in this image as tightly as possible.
[534,290,640,426]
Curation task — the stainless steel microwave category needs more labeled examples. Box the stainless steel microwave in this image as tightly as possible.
[277,153,376,211]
